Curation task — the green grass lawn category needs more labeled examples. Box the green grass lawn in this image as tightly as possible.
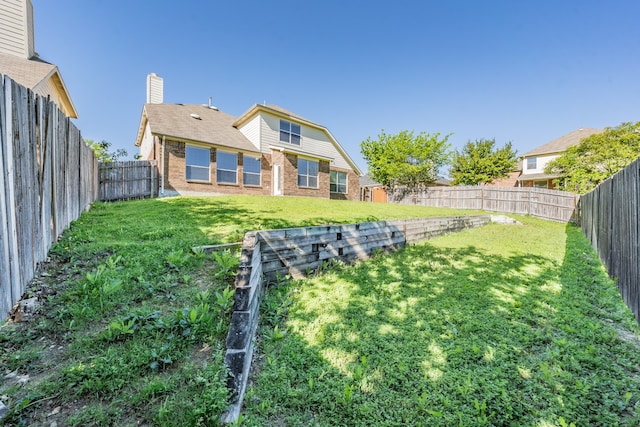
[242,217,640,426]
[0,196,472,426]
[1,196,638,426]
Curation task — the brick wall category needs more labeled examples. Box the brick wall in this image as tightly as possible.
[330,168,360,201]
[280,153,330,198]
[151,139,358,199]
[489,170,521,187]
[157,139,271,196]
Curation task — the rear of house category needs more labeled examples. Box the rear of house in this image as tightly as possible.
[135,75,361,200]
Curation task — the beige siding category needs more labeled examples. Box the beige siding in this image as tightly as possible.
[237,115,261,150]
[259,114,279,149]
[259,112,353,170]
[0,0,28,58]
[26,0,34,58]
[139,123,155,160]
[31,78,60,104]
[146,73,163,104]
[522,153,559,175]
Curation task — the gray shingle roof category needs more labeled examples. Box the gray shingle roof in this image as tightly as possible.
[0,52,56,88]
[263,104,318,126]
[522,128,603,157]
[0,52,77,118]
[517,172,559,181]
[143,103,259,153]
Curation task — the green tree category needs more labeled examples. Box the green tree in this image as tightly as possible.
[86,139,128,163]
[545,122,640,194]
[360,130,451,192]
[450,139,518,185]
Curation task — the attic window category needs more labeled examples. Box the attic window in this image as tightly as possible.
[190,113,202,120]
[279,120,301,146]
[527,157,537,170]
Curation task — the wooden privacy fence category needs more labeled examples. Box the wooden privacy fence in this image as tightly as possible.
[0,75,98,319]
[99,160,158,201]
[578,158,640,323]
[389,186,580,222]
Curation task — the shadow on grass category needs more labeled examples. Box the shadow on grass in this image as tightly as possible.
[243,223,640,426]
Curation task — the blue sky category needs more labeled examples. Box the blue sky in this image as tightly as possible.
[33,0,639,174]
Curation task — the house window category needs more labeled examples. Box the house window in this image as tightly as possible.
[298,158,318,188]
[527,157,537,170]
[216,151,238,184]
[534,180,548,189]
[186,146,210,181]
[330,171,347,194]
[243,155,261,186]
[279,120,301,146]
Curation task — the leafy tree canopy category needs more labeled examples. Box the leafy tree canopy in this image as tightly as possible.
[86,139,128,163]
[545,122,640,194]
[450,138,518,185]
[360,130,451,190]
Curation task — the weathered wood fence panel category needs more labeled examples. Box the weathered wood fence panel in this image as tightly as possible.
[579,158,640,323]
[0,74,98,319]
[389,187,580,222]
[99,160,158,201]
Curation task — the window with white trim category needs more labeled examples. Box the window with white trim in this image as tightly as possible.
[216,151,238,184]
[185,146,210,181]
[243,155,261,186]
[297,158,318,188]
[279,120,301,146]
[527,157,537,170]
[330,171,347,194]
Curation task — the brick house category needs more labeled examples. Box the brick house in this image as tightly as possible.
[135,75,361,200]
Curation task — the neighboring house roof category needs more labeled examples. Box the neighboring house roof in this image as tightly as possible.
[135,103,259,153]
[234,103,363,176]
[517,172,558,182]
[0,52,78,118]
[522,128,602,157]
[434,176,451,186]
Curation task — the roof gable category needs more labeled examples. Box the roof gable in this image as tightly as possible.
[0,52,77,118]
[522,128,603,157]
[234,103,362,175]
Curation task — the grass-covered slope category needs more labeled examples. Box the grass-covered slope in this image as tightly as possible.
[243,217,640,426]
[0,196,473,426]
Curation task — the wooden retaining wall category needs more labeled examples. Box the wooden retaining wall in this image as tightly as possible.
[0,74,98,319]
[99,160,158,201]
[578,158,640,323]
[221,214,516,422]
[389,187,579,223]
